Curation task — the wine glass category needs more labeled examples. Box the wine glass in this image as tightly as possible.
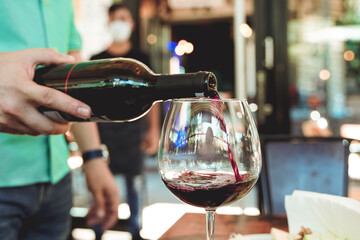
[158,98,261,240]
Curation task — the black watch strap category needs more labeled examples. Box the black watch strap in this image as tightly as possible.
[82,149,103,163]
[82,144,109,163]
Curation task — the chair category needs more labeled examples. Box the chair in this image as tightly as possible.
[259,135,350,215]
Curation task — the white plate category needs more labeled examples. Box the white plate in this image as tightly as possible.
[243,234,273,240]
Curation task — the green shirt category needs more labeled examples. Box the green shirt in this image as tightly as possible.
[0,0,82,187]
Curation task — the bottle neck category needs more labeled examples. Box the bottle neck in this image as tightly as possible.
[155,72,217,100]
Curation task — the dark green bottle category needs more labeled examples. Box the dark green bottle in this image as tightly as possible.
[34,57,217,122]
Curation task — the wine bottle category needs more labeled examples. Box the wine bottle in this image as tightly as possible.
[34,57,217,122]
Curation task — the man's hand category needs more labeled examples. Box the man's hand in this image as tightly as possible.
[70,122,119,230]
[84,159,119,231]
[0,48,91,136]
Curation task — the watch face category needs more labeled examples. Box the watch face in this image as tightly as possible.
[100,144,110,161]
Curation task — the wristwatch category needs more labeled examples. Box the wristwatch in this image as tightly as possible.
[82,144,109,164]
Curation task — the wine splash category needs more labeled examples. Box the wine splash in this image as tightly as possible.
[211,93,242,182]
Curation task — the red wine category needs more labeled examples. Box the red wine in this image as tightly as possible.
[34,57,217,122]
[211,94,241,182]
[162,171,256,209]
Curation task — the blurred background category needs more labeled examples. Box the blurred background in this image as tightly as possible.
[69,0,360,239]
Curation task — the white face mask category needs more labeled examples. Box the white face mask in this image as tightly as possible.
[109,20,132,43]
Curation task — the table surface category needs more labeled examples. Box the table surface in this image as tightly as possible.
[159,213,288,240]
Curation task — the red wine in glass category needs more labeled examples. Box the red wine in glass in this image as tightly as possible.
[162,171,256,209]
[158,97,261,240]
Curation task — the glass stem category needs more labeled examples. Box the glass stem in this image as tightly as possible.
[206,210,216,240]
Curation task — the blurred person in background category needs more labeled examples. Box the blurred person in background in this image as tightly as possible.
[0,1,119,239]
[90,2,160,240]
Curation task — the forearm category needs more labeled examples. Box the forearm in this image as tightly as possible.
[147,103,160,133]
[70,122,101,152]
[140,103,161,155]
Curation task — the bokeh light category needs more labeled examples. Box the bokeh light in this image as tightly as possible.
[310,110,321,121]
[319,69,331,80]
[67,155,83,169]
[175,45,185,56]
[184,42,194,54]
[147,34,157,45]
[239,23,253,38]
[344,50,355,61]
[249,103,258,112]
[317,117,328,129]
[178,39,187,47]
[174,40,194,56]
